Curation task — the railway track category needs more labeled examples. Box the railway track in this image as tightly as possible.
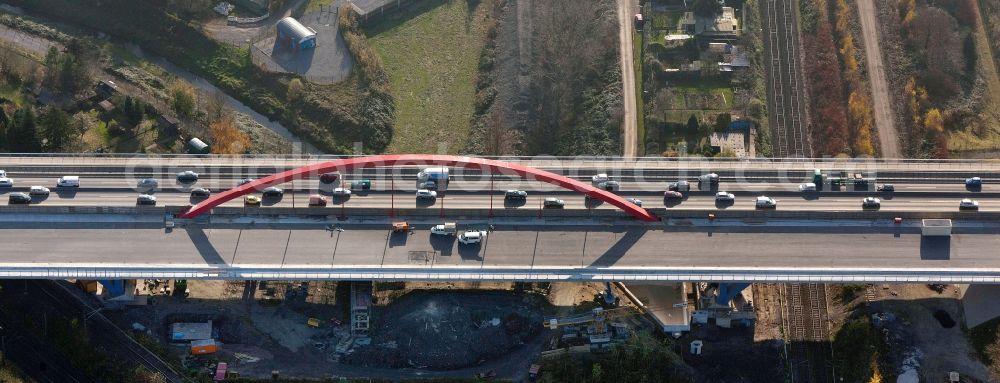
[761,0,810,158]
[781,283,834,383]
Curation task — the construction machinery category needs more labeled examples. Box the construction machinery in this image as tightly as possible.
[544,306,637,351]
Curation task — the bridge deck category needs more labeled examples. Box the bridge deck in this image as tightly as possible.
[2,222,998,282]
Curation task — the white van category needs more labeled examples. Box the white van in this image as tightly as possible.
[458,230,487,245]
[56,176,80,187]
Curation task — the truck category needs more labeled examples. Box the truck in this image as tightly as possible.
[812,169,824,186]
[418,167,450,190]
[430,222,457,235]
[418,167,450,182]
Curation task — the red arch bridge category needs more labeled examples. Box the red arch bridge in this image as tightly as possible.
[176,154,657,221]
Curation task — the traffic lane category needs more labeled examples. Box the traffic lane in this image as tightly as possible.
[0,176,992,194]
[3,190,998,212]
[2,227,999,270]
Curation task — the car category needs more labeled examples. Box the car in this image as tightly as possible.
[591,173,609,184]
[504,190,527,201]
[308,195,328,206]
[416,189,437,200]
[543,197,565,208]
[0,170,6,178]
[136,194,157,205]
[698,173,720,184]
[663,191,684,199]
[458,230,487,245]
[755,196,777,209]
[238,178,255,186]
[331,188,351,197]
[7,192,30,204]
[959,198,979,210]
[262,187,284,197]
[28,186,50,196]
[598,181,620,191]
[715,192,735,202]
[877,184,895,192]
[625,198,643,207]
[56,176,80,187]
[0,177,13,187]
[244,195,262,206]
[176,171,199,183]
[668,181,690,192]
[319,172,341,184]
[966,177,983,188]
[190,188,211,197]
[136,178,159,191]
[420,180,438,190]
[798,183,817,192]
[862,197,881,210]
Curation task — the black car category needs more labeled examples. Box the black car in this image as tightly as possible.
[877,184,895,192]
[176,171,199,183]
[190,188,211,197]
[262,187,284,197]
[319,172,340,184]
[7,192,31,204]
[668,181,690,192]
[504,190,527,201]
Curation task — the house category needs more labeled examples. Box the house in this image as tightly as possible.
[276,17,317,51]
[157,115,180,135]
[96,80,118,99]
[678,7,740,37]
[710,121,756,157]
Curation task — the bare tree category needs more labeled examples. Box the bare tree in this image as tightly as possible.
[204,89,227,124]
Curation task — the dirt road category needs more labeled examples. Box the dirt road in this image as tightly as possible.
[857,0,900,158]
[616,0,638,158]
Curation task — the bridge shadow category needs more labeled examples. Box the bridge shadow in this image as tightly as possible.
[185,227,227,265]
[589,229,647,267]
[55,188,78,199]
[920,236,951,260]
[388,230,409,248]
[429,234,456,256]
[457,241,483,260]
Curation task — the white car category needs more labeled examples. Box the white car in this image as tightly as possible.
[592,173,609,184]
[416,189,437,199]
[798,183,817,192]
[0,177,13,187]
[29,186,50,196]
[755,196,777,209]
[0,170,6,178]
[430,222,457,236]
[715,192,735,202]
[332,188,352,197]
[959,198,979,210]
[458,230,487,245]
[862,197,881,209]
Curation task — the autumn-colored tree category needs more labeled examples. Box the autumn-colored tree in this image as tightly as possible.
[924,108,944,133]
[848,91,875,156]
[208,118,250,154]
[899,0,916,27]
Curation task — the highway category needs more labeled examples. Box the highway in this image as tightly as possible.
[0,171,996,212]
[0,220,998,282]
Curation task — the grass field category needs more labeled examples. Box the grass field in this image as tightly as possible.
[366,0,491,154]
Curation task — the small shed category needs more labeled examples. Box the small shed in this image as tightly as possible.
[188,137,210,154]
[157,115,180,135]
[98,100,115,113]
[276,17,317,51]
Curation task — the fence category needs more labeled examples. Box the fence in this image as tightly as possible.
[228,13,270,25]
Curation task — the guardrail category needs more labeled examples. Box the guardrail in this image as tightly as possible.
[2,205,997,222]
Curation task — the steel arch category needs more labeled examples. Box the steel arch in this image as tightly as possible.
[176,154,657,221]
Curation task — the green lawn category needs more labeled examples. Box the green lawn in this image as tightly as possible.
[366,0,491,154]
